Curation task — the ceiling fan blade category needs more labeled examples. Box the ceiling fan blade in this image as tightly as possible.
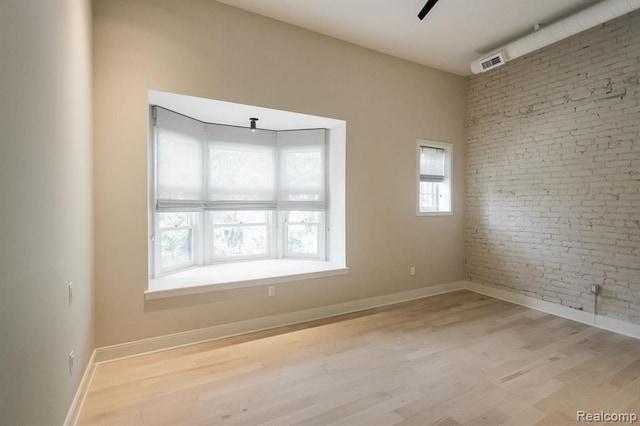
[418,0,440,20]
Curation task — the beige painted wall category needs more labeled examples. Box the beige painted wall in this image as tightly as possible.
[93,0,466,347]
[0,0,93,424]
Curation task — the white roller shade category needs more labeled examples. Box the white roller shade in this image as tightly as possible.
[155,108,205,201]
[206,124,277,206]
[277,129,326,210]
[154,112,327,212]
[419,146,445,182]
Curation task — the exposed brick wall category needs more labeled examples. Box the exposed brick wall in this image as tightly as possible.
[465,11,640,324]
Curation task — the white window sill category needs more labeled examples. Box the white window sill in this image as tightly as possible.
[417,211,453,216]
[146,259,349,300]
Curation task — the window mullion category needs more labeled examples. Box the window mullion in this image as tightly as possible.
[275,210,283,259]
[200,129,208,266]
[323,135,328,261]
[319,213,325,260]
[274,141,281,260]
[154,213,162,278]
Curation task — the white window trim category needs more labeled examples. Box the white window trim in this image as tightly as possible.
[146,94,348,297]
[416,139,453,216]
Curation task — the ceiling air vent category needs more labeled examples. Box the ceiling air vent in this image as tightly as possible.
[471,50,507,74]
[481,53,504,70]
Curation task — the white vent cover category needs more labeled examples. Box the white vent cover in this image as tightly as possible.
[471,51,506,74]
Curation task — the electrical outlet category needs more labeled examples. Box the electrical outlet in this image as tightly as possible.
[69,351,74,376]
[410,266,415,276]
[68,282,73,305]
[268,286,275,297]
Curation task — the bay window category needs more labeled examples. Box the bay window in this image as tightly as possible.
[151,107,328,278]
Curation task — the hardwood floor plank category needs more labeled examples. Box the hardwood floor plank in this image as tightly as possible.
[499,406,547,426]
[464,407,510,426]
[330,389,424,426]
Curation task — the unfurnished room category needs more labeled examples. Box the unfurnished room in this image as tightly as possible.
[1,0,639,425]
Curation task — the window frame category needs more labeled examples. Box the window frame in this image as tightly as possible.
[153,211,202,277]
[281,210,326,259]
[416,139,453,216]
[205,210,275,264]
[150,106,329,278]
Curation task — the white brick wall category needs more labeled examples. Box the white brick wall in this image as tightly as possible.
[465,11,640,324]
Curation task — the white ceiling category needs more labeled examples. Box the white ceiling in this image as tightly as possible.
[217,0,601,76]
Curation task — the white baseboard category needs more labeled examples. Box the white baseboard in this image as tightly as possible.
[63,349,97,426]
[595,314,640,340]
[94,280,466,364]
[463,281,640,340]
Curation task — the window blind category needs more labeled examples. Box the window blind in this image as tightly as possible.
[419,146,445,182]
[277,129,326,211]
[206,123,277,209]
[155,108,205,202]
[154,107,326,212]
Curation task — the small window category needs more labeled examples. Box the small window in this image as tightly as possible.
[417,140,452,215]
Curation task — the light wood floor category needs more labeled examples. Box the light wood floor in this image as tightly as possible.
[78,291,640,425]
